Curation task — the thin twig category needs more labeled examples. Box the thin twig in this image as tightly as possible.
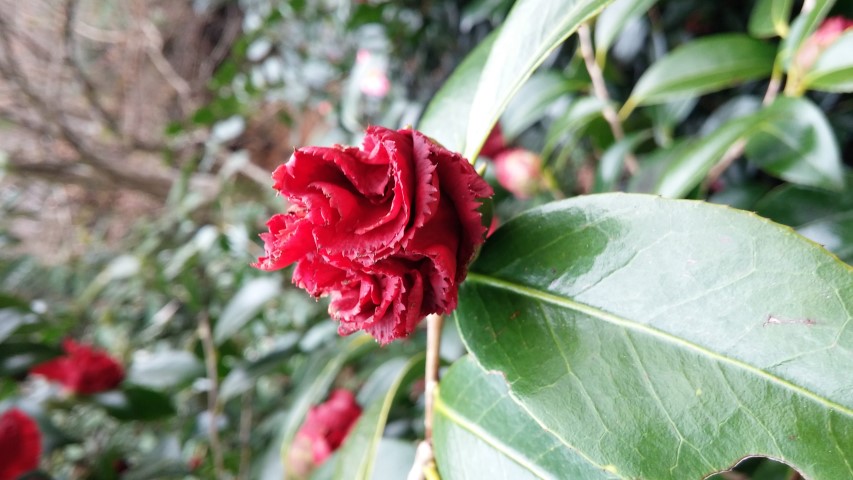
[198,312,226,477]
[237,389,254,480]
[577,24,639,175]
[407,313,444,480]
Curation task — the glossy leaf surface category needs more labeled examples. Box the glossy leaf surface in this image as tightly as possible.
[463,0,613,160]
[435,356,620,479]
[623,35,775,115]
[454,194,853,479]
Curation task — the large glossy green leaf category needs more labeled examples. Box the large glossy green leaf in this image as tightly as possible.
[435,356,621,479]
[418,31,498,153]
[593,0,658,65]
[802,31,853,93]
[463,0,614,160]
[745,97,844,191]
[454,194,853,479]
[749,0,793,38]
[621,35,775,117]
[333,354,424,479]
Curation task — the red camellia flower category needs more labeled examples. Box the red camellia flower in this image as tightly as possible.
[289,389,362,473]
[255,126,492,344]
[0,409,41,480]
[30,339,125,395]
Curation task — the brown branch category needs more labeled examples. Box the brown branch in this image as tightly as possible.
[198,312,226,477]
[62,0,121,134]
[577,24,639,175]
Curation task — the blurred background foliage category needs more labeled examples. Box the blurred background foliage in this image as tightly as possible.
[0,0,850,479]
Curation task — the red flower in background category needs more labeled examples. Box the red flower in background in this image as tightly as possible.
[288,389,362,473]
[255,126,492,344]
[0,409,41,480]
[30,340,124,395]
[479,123,508,159]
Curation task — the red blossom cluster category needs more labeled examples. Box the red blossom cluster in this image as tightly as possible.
[255,126,492,344]
[30,339,124,395]
[288,389,362,474]
[0,409,41,480]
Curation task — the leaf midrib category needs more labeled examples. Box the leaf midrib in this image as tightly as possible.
[465,272,853,418]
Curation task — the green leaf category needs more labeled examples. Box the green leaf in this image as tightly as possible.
[797,212,853,265]
[463,0,615,160]
[334,354,424,480]
[0,342,60,378]
[622,34,776,116]
[654,115,763,198]
[501,71,578,142]
[593,131,651,193]
[455,194,853,480]
[435,356,621,479]
[745,97,844,191]
[802,31,853,92]
[126,350,203,390]
[593,0,659,65]
[418,31,498,154]
[214,277,281,344]
[749,0,793,38]
[93,385,176,421]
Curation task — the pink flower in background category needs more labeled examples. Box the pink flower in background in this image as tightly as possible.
[255,126,492,344]
[795,16,853,70]
[355,49,390,98]
[289,389,362,471]
[30,339,124,395]
[0,409,41,480]
[493,148,543,200]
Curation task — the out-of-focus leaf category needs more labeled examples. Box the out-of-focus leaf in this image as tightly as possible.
[745,97,844,191]
[622,34,775,115]
[334,354,424,479]
[463,0,615,160]
[455,194,853,479]
[126,350,203,390]
[435,356,621,479]
[755,177,853,264]
[543,96,605,159]
[593,131,650,193]
[802,31,853,92]
[593,0,659,65]
[749,0,793,38]
[779,0,835,70]
[419,31,498,153]
[214,276,281,344]
[94,385,176,421]
[122,458,191,480]
[220,333,300,402]
[654,115,763,198]
[500,71,577,142]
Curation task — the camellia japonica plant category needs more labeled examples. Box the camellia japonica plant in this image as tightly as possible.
[254,1,853,479]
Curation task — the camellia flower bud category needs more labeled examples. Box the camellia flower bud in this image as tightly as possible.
[493,148,543,200]
[255,126,493,344]
[794,16,853,71]
[0,409,41,480]
[30,339,125,395]
[288,389,362,475]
